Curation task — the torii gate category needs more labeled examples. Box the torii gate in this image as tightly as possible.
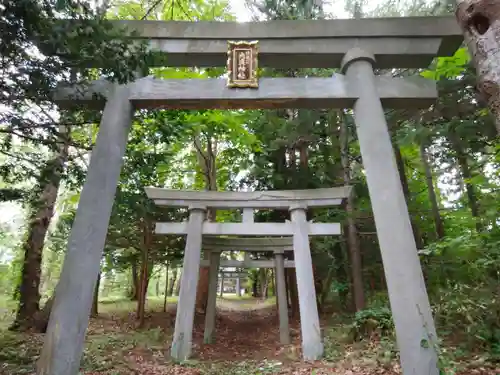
[38,16,463,375]
[145,187,348,358]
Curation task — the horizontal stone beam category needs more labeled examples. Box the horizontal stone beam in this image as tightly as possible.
[113,16,460,39]
[204,244,293,252]
[203,259,295,268]
[218,272,248,278]
[54,75,437,110]
[147,187,350,209]
[47,17,462,68]
[144,37,453,69]
[204,237,293,247]
[204,245,293,252]
[155,222,341,236]
[203,237,294,252]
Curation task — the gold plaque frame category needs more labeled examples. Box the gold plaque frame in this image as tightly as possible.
[227,41,259,88]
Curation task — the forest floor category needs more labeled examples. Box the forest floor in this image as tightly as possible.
[0,296,498,375]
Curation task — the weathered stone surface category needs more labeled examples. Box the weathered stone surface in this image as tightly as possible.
[275,253,291,345]
[47,17,462,68]
[155,222,341,236]
[37,85,133,375]
[147,186,350,208]
[289,205,323,360]
[171,208,206,361]
[200,259,296,268]
[456,0,500,134]
[202,236,294,252]
[55,76,437,110]
[342,48,439,375]
[204,251,220,344]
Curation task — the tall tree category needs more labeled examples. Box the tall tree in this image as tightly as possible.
[11,126,70,330]
[456,0,500,134]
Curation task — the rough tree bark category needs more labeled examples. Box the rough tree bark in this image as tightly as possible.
[456,0,500,134]
[168,268,178,296]
[340,113,365,311]
[11,127,69,331]
[130,259,139,301]
[137,217,153,327]
[91,272,101,318]
[287,269,299,317]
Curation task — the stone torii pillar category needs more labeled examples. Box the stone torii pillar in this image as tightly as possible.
[289,204,323,360]
[274,249,290,345]
[171,205,206,361]
[204,250,221,343]
[341,48,439,375]
[236,275,241,296]
[37,85,134,375]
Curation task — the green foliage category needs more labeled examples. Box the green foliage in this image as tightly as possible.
[421,48,470,80]
[1,0,150,200]
[349,307,394,341]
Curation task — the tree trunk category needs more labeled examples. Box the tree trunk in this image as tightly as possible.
[11,127,69,331]
[169,268,177,296]
[163,262,169,312]
[270,269,275,296]
[130,259,139,301]
[393,143,425,249]
[175,270,182,295]
[91,272,101,318]
[334,240,351,311]
[219,273,224,297]
[287,267,300,317]
[449,132,482,231]
[196,266,210,313]
[137,250,149,326]
[456,0,500,134]
[260,269,269,300]
[33,295,55,333]
[340,113,365,312]
[419,143,446,239]
[312,264,324,314]
[285,268,291,308]
[137,218,152,327]
[252,276,258,297]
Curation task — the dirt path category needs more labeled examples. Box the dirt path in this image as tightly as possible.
[192,303,300,361]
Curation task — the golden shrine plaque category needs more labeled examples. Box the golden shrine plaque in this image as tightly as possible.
[227,41,259,88]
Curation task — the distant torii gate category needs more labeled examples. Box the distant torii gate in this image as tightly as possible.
[146,187,347,356]
[38,16,463,375]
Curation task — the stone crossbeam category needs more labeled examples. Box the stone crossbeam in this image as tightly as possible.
[54,75,437,110]
[203,237,294,252]
[48,17,462,68]
[218,272,248,278]
[155,222,341,236]
[148,187,350,209]
[203,259,295,268]
[146,186,349,209]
